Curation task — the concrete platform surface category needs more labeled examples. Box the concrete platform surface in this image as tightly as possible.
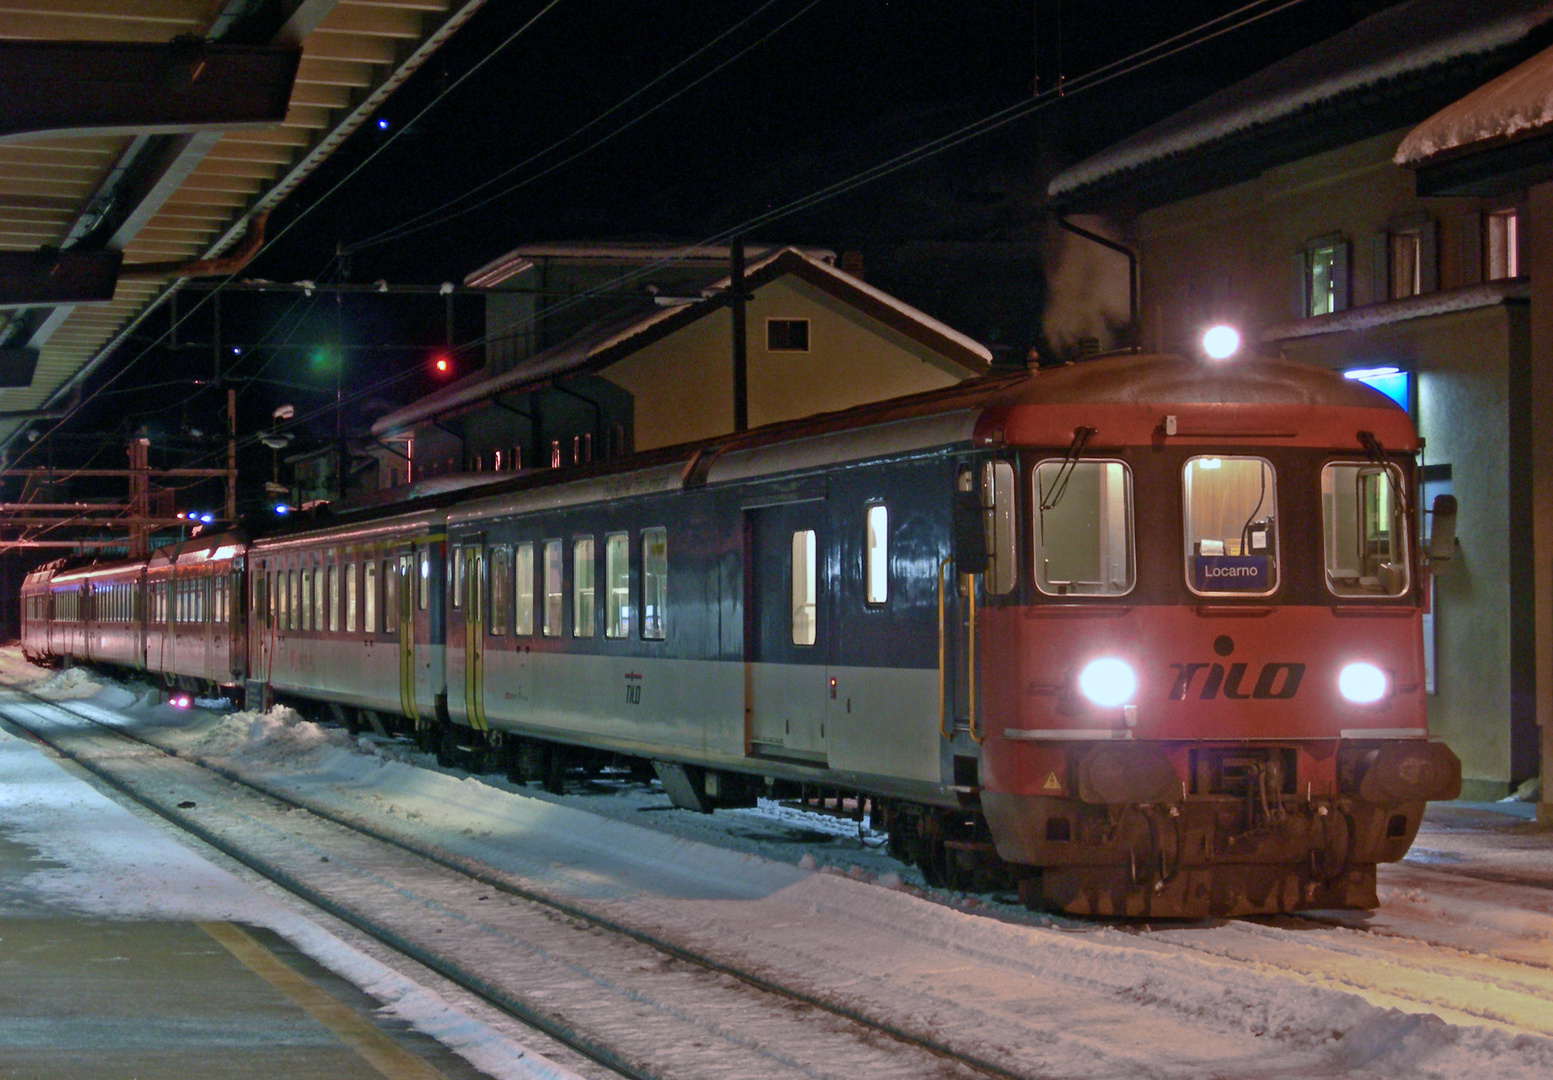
[0,915,484,1080]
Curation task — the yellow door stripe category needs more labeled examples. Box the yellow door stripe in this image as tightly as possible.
[198,921,449,1080]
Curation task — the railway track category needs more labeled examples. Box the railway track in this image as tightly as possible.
[0,684,1042,1080]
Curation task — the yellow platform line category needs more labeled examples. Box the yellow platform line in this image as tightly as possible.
[199,921,450,1080]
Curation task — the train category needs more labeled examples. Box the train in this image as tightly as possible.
[19,351,1463,918]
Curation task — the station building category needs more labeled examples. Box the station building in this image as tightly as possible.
[365,243,992,487]
[1046,0,1553,803]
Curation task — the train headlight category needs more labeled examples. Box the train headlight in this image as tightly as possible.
[1338,662,1389,704]
[1078,657,1137,708]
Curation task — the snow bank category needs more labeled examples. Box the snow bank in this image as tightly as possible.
[28,666,102,701]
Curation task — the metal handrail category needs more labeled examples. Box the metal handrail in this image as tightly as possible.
[937,558,953,740]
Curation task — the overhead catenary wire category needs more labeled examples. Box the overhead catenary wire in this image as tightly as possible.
[174,0,1318,477]
[423,0,1316,365]
[353,0,814,251]
[18,0,1312,494]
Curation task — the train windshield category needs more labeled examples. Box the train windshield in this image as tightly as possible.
[1322,462,1410,597]
[1033,459,1134,596]
[1183,456,1278,596]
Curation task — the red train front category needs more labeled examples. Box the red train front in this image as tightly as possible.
[973,354,1461,917]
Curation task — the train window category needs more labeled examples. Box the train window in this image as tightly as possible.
[452,547,464,609]
[543,541,563,636]
[383,560,399,636]
[280,572,291,629]
[363,562,377,633]
[300,569,313,631]
[605,533,630,638]
[642,528,667,640]
[345,563,358,632]
[792,530,817,645]
[573,536,595,638]
[315,567,328,631]
[864,505,889,605]
[1183,456,1279,596]
[418,552,429,610]
[490,546,511,635]
[516,543,535,635]
[983,461,1017,595]
[327,564,339,632]
[1035,460,1134,596]
[1323,462,1410,597]
[323,565,335,634]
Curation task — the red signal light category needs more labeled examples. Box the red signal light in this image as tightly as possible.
[431,352,451,376]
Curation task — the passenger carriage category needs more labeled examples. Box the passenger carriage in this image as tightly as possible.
[145,535,245,694]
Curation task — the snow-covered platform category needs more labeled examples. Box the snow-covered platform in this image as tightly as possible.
[0,680,575,1080]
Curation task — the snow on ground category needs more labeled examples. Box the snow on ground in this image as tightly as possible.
[0,665,583,1080]
[6,649,1553,1078]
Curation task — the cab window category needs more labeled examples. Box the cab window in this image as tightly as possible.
[1034,459,1134,596]
[1323,462,1409,596]
[1183,456,1278,596]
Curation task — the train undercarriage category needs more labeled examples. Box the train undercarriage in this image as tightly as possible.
[48,661,1460,920]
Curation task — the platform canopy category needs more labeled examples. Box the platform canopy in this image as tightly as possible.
[0,0,488,450]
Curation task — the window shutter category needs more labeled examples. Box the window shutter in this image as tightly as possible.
[1370,233,1390,305]
[1292,251,1309,317]
[1459,211,1482,286]
[1332,241,1351,312]
[1419,219,1439,292]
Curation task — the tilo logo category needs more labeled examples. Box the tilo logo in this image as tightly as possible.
[1168,634,1304,700]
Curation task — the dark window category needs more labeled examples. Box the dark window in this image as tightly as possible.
[767,318,810,352]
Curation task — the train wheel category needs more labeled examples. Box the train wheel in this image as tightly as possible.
[915,834,950,888]
[543,747,567,795]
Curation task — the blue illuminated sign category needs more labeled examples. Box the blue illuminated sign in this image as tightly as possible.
[1344,365,1409,411]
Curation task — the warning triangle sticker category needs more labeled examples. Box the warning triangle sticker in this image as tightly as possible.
[1043,772,1062,792]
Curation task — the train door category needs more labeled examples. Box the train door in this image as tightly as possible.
[941,464,989,745]
[746,501,829,763]
[446,540,488,731]
[395,551,419,725]
[229,559,246,684]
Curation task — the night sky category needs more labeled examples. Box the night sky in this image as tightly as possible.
[26,0,1404,524]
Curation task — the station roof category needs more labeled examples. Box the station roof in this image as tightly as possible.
[0,0,488,456]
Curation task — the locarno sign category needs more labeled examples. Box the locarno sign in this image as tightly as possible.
[1193,555,1268,592]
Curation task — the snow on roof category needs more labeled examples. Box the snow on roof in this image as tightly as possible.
[1048,0,1553,200]
[1260,278,1529,341]
[376,248,990,437]
[1395,40,1553,162]
[465,240,837,289]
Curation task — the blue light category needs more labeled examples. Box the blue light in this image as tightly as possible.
[377,118,389,130]
[199,513,214,524]
[274,504,290,516]
[1344,365,1409,410]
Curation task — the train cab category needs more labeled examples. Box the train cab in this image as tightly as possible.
[971,353,1462,916]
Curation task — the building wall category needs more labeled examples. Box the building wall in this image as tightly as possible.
[1277,305,1529,796]
[1128,129,1533,796]
[604,276,968,451]
[1135,131,1486,351]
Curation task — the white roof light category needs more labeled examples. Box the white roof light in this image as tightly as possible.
[1202,324,1241,360]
